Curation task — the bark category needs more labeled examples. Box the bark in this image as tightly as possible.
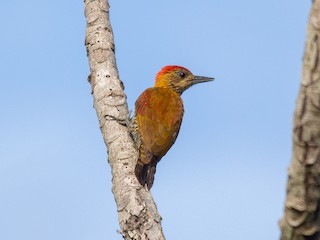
[280,1,320,239]
[84,1,165,239]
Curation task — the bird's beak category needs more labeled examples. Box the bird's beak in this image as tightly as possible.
[192,75,214,85]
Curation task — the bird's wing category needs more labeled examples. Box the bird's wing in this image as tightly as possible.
[135,88,184,160]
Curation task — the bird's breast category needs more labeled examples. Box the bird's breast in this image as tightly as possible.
[135,87,184,157]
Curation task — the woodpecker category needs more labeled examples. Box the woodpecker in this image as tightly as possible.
[130,65,213,189]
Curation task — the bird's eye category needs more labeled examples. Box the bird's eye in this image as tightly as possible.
[178,71,186,78]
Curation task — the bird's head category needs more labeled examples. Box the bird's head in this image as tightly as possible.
[154,65,214,95]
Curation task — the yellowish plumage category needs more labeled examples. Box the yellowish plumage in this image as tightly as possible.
[131,65,213,189]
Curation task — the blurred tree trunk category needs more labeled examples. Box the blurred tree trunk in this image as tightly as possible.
[280,1,320,239]
[84,1,165,239]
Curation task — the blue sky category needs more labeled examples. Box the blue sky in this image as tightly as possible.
[1,1,311,239]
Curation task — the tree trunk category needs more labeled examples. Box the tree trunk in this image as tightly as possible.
[280,1,320,239]
[84,1,165,239]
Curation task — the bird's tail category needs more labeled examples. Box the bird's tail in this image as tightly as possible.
[135,161,157,190]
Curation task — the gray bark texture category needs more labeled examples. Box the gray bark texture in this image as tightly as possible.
[280,1,320,239]
[84,1,165,239]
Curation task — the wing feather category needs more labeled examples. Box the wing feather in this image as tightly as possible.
[135,88,184,162]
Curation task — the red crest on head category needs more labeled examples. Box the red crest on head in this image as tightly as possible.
[156,65,191,80]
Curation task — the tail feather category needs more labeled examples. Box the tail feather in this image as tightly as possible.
[135,162,157,190]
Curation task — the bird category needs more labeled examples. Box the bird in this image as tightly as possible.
[130,65,214,189]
